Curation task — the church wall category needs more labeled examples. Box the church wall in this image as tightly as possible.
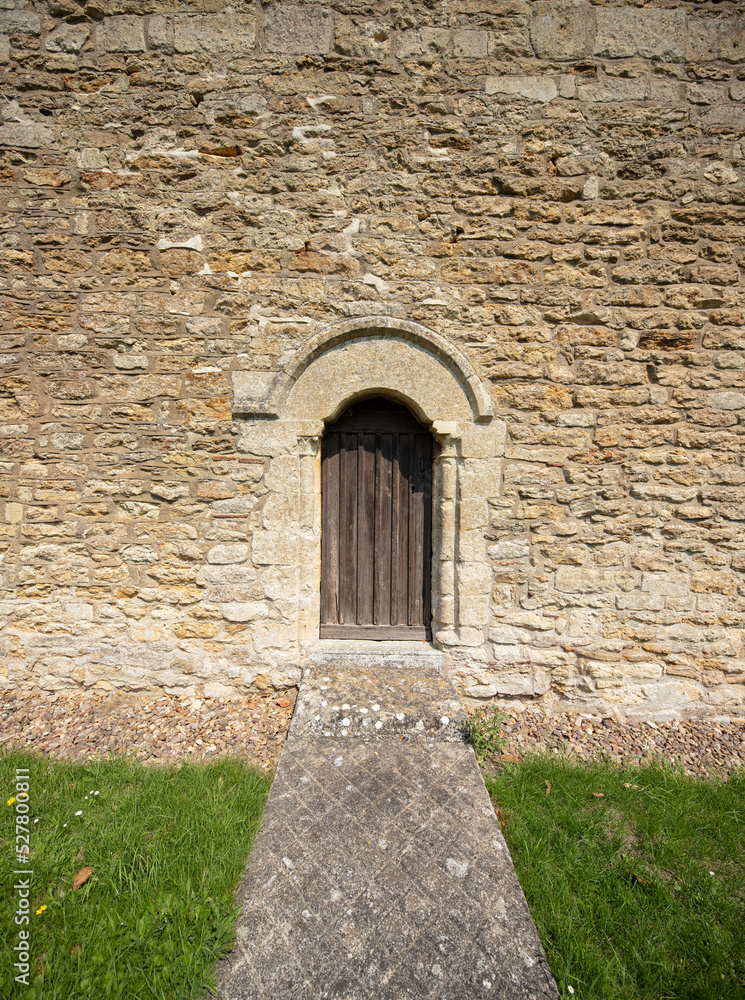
[1,0,744,717]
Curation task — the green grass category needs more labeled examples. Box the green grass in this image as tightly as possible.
[485,755,745,1000]
[1,750,271,1000]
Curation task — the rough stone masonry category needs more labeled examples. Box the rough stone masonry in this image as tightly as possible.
[1,0,744,720]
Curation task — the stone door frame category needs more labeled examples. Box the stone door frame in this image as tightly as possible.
[231,317,504,664]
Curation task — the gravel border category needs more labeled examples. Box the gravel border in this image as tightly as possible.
[0,690,295,772]
[2,692,743,779]
[494,710,745,778]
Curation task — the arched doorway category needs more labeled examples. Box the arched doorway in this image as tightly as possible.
[320,397,433,640]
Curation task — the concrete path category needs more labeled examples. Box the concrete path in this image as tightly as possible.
[214,646,559,1000]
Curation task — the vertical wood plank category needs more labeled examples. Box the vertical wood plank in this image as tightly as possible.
[392,433,410,625]
[408,434,426,625]
[339,432,358,624]
[357,433,376,624]
[320,432,340,624]
[374,432,393,625]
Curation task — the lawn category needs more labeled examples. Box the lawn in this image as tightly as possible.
[486,755,745,1000]
[1,750,270,1000]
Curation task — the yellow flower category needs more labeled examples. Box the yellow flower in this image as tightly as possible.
[6,797,16,806]
[36,905,47,915]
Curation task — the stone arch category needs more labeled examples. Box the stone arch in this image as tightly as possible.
[232,316,494,425]
[230,318,504,668]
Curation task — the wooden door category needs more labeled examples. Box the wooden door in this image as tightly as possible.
[321,397,433,639]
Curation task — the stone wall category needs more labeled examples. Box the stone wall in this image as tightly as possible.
[1,0,744,718]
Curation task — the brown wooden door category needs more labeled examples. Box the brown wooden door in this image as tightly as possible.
[321,397,433,640]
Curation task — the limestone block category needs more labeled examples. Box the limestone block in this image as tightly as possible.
[459,595,490,628]
[489,540,530,562]
[220,602,268,623]
[691,571,738,596]
[103,376,181,402]
[0,120,54,149]
[264,454,300,493]
[199,565,257,586]
[457,422,506,460]
[486,76,558,104]
[207,544,249,565]
[593,8,684,59]
[708,684,745,706]
[686,15,745,62]
[148,14,174,54]
[488,625,531,645]
[457,627,487,648]
[45,24,91,53]
[529,1,591,60]
[211,497,256,516]
[459,498,489,533]
[456,530,485,566]
[252,622,296,652]
[334,18,390,59]
[453,30,488,59]
[98,16,146,53]
[397,27,449,60]
[122,545,157,563]
[264,5,332,54]
[460,459,501,498]
[616,594,665,612]
[640,680,703,710]
[0,10,40,34]
[709,392,745,410]
[232,370,276,402]
[556,566,640,594]
[458,561,491,597]
[252,531,300,566]
[576,79,648,103]
[174,14,256,54]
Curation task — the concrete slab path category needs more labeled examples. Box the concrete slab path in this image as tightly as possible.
[214,647,559,1000]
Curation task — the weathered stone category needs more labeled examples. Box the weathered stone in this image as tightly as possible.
[45,24,91,53]
[485,75,558,103]
[529,1,590,60]
[0,10,40,35]
[453,29,488,59]
[264,4,332,54]
[97,16,146,53]
[207,544,249,565]
[174,14,256,54]
[594,8,685,60]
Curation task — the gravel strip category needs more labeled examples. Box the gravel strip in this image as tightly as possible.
[0,690,296,772]
[2,691,743,779]
[493,710,745,779]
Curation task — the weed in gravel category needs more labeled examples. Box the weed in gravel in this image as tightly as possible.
[466,705,509,764]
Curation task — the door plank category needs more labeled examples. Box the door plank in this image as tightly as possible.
[392,433,410,625]
[374,432,393,625]
[408,434,425,625]
[357,433,376,625]
[320,432,340,624]
[339,433,358,624]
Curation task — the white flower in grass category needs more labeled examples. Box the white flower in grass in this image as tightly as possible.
[75,810,82,816]
[568,988,574,996]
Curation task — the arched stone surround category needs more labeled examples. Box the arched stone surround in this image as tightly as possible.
[229,317,505,669]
